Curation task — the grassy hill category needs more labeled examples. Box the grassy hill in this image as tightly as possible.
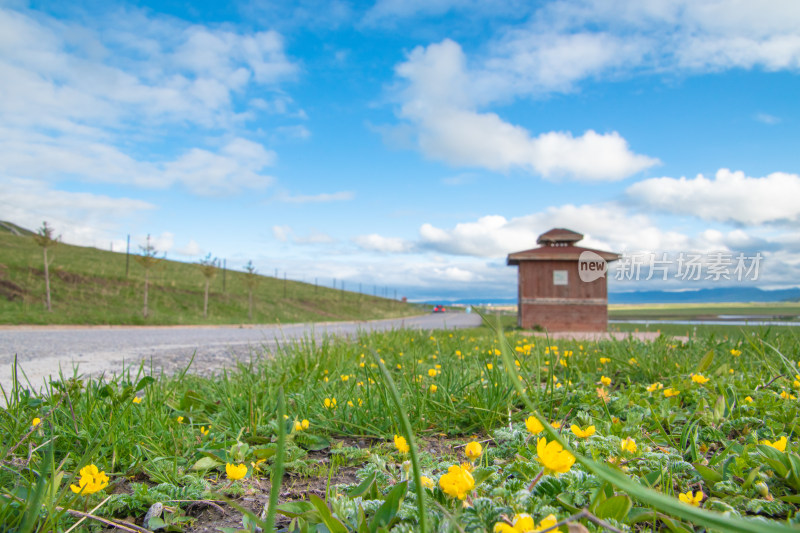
[0,224,423,325]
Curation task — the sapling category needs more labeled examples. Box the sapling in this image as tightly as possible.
[33,222,58,312]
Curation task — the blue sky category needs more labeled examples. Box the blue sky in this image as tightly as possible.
[2,0,799,301]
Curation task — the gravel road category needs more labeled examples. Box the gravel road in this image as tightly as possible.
[0,313,483,395]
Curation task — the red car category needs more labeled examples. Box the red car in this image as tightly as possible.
[432,305,447,313]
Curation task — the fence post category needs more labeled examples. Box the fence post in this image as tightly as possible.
[125,234,130,277]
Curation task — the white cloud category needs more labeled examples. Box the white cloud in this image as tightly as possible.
[0,177,154,249]
[277,191,355,203]
[294,231,335,244]
[272,225,292,242]
[754,112,781,125]
[394,39,659,180]
[175,239,203,257]
[626,169,800,225]
[354,234,414,253]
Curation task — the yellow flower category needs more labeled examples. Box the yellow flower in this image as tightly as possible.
[294,421,304,431]
[628,358,637,365]
[678,490,704,506]
[428,368,438,377]
[200,426,209,436]
[646,382,663,392]
[32,417,41,427]
[486,363,493,370]
[70,464,109,495]
[420,475,434,489]
[550,421,562,429]
[324,398,337,408]
[536,438,575,475]
[301,419,310,429]
[438,464,474,499]
[600,376,611,386]
[620,437,637,453]
[132,397,142,404]
[429,384,438,393]
[394,434,410,454]
[465,441,483,460]
[176,416,184,424]
[599,357,611,364]
[760,436,787,452]
[730,349,742,357]
[571,425,596,438]
[691,373,710,384]
[226,463,247,480]
[779,390,797,399]
[744,396,753,403]
[525,416,544,435]
[664,388,680,398]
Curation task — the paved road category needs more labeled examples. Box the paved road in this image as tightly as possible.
[0,313,483,394]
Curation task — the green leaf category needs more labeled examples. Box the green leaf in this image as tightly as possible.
[191,457,222,471]
[347,472,377,498]
[135,376,155,391]
[252,447,276,461]
[471,467,494,486]
[294,433,331,451]
[595,494,632,522]
[696,350,715,373]
[757,445,790,478]
[369,481,408,533]
[642,470,663,487]
[556,493,581,513]
[276,501,315,518]
[309,494,348,533]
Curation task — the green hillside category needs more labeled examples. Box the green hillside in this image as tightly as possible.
[0,224,423,325]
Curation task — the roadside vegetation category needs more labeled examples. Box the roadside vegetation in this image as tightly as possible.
[0,227,420,326]
[3,320,800,531]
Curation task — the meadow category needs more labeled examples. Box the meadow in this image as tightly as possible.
[3,318,800,532]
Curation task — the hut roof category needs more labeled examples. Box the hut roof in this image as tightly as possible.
[537,228,583,245]
[507,244,620,265]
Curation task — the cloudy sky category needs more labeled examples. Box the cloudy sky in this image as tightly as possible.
[2,0,799,300]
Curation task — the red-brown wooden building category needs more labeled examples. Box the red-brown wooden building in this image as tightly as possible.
[507,228,620,332]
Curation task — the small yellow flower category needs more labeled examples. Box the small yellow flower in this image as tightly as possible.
[730,349,742,357]
[744,396,753,403]
[428,368,438,377]
[760,436,787,452]
[176,416,184,424]
[678,490,704,506]
[779,390,797,400]
[664,388,680,398]
[347,400,354,407]
[70,464,109,495]
[525,416,544,435]
[438,464,474,499]
[294,421,304,431]
[536,438,575,475]
[628,357,637,365]
[550,421,562,429]
[691,373,710,384]
[600,376,611,386]
[132,397,142,404]
[226,463,247,480]
[420,476,434,489]
[394,434,410,454]
[646,382,663,392]
[200,426,209,436]
[486,363,493,370]
[324,398,337,408]
[465,441,483,460]
[571,424,596,438]
[620,437,637,453]
[301,419,309,429]
[429,384,438,393]
[599,357,611,364]
[32,417,41,427]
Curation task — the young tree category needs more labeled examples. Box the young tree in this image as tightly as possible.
[244,260,260,321]
[198,253,219,319]
[134,235,161,319]
[32,222,58,312]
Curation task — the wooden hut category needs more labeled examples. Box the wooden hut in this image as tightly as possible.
[507,228,620,332]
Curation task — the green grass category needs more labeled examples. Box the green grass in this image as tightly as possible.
[609,302,800,320]
[0,231,422,325]
[3,323,800,531]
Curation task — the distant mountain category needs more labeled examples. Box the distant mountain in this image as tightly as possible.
[424,287,800,306]
[0,221,35,236]
[609,287,800,304]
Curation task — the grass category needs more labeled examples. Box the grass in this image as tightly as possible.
[609,302,800,320]
[0,231,422,325]
[3,321,800,531]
